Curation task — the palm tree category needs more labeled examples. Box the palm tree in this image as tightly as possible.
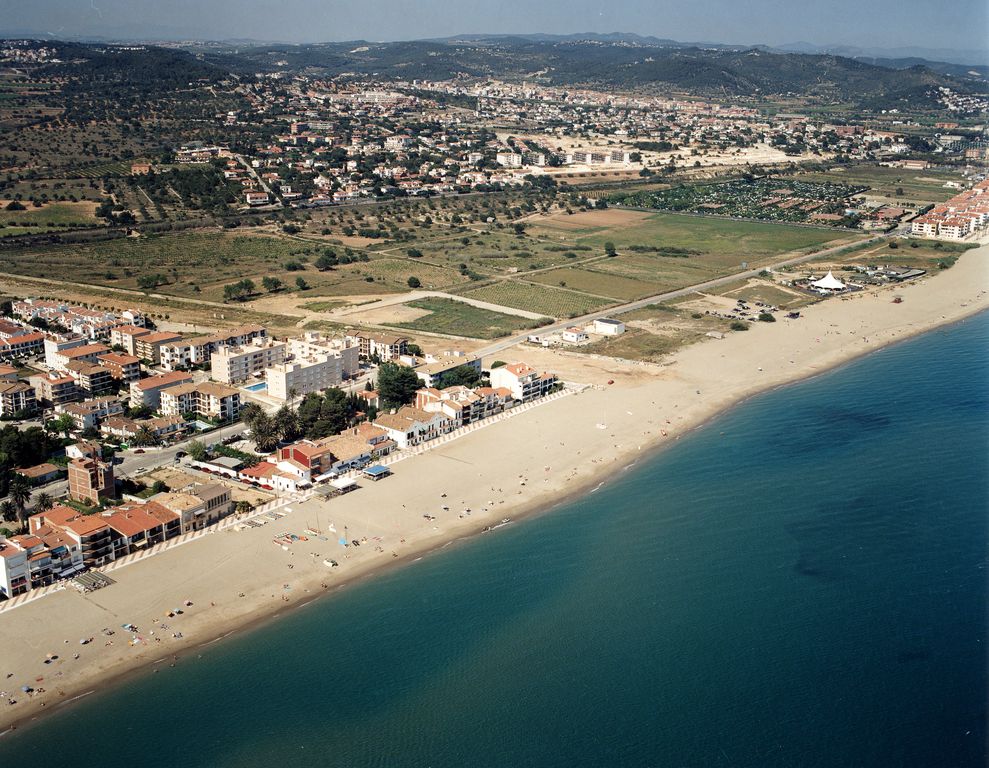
[132,426,161,447]
[8,475,32,525]
[287,387,298,409]
[274,405,299,442]
[0,500,16,525]
[250,412,279,453]
[34,492,54,513]
[240,402,263,429]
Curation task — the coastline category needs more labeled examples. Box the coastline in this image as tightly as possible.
[1,244,987,738]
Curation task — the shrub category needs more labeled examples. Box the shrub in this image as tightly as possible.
[758,313,776,322]
[730,321,749,331]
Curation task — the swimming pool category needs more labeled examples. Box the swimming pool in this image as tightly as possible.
[244,382,268,392]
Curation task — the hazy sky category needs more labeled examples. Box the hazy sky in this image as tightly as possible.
[3,0,987,55]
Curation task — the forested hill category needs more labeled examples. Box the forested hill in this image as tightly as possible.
[193,37,984,107]
[35,42,231,90]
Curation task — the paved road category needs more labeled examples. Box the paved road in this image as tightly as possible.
[473,233,884,358]
[6,422,248,510]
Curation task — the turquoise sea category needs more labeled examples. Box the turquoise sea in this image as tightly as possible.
[1,313,986,767]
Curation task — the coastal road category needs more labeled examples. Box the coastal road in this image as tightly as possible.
[473,234,885,358]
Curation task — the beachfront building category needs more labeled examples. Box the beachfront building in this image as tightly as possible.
[152,484,233,532]
[67,456,115,505]
[0,537,31,598]
[276,434,372,482]
[275,423,394,483]
[211,340,287,384]
[413,384,511,427]
[30,505,115,569]
[489,362,558,403]
[414,355,482,388]
[373,406,454,449]
[129,371,194,410]
[159,382,242,422]
[0,380,37,417]
[28,501,183,571]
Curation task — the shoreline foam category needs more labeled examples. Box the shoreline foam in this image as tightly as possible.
[1,244,987,738]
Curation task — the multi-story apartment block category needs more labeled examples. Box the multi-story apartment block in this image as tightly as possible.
[159,381,241,421]
[35,373,79,407]
[67,456,115,505]
[97,352,141,383]
[345,331,408,361]
[109,325,152,355]
[0,381,37,417]
[129,371,194,410]
[133,332,182,365]
[489,362,558,402]
[65,361,115,396]
[159,325,268,371]
[210,340,287,384]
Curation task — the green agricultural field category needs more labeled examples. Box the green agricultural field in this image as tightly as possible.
[387,297,549,339]
[0,201,98,229]
[581,213,851,260]
[789,165,964,204]
[460,280,613,318]
[359,258,467,290]
[526,267,664,301]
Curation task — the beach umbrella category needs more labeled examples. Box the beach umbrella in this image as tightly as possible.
[21,685,31,693]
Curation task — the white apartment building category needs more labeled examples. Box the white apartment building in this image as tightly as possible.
[159,382,241,422]
[489,362,558,402]
[286,333,360,378]
[0,538,29,598]
[265,354,343,401]
[211,340,287,384]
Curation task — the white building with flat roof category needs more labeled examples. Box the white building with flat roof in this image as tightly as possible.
[211,340,287,384]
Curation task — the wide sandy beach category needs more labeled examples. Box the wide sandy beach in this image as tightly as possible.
[1,243,986,735]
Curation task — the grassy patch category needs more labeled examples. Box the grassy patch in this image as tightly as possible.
[387,297,549,339]
[525,267,663,301]
[459,280,612,318]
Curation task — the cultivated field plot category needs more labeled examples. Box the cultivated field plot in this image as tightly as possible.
[790,165,964,204]
[459,280,613,318]
[358,258,467,291]
[526,209,854,264]
[386,297,548,339]
[526,267,663,301]
[610,177,864,224]
[0,201,98,235]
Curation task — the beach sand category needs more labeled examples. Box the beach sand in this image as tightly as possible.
[1,243,987,734]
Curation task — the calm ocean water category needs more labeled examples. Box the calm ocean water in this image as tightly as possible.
[2,313,986,767]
